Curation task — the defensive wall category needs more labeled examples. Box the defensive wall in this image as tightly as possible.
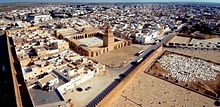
[95,46,164,107]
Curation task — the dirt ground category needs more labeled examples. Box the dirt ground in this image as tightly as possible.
[164,47,220,64]
[169,36,191,44]
[92,45,141,68]
[190,38,220,45]
[112,50,219,107]
[112,71,216,107]
[63,67,124,107]
[63,73,114,107]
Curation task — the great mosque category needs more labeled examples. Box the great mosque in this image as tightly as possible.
[55,25,132,57]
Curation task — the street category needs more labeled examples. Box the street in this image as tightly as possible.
[87,32,176,106]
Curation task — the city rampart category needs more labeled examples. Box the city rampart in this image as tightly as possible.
[95,46,164,107]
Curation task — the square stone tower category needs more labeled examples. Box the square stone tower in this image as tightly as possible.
[103,25,114,51]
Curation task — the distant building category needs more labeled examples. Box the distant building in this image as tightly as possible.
[135,31,159,44]
[135,33,154,44]
[52,12,69,18]
[27,14,52,24]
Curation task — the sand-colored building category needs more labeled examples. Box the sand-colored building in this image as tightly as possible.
[55,25,132,57]
[38,73,59,90]
[23,63,53,82]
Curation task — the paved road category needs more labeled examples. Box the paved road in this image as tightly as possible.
[87,32,176,106]
[107,32,176,76]
[118,32,176,76]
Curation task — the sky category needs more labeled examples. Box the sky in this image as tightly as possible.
[0,0,219,3]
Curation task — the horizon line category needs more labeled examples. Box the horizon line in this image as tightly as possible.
[0,1,220,4]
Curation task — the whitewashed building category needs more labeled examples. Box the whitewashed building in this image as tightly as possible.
[38,73,59,90]
[135,31,159,44]
[27,14,52,24]
[57,71,95,96]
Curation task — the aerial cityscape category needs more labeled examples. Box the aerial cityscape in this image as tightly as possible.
[0,0,220,107]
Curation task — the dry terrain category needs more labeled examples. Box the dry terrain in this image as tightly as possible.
[190,38,220,45]
[169,36,191,44]
[164,48,220,64]
[63,73,114,107]
[92,45,141,68]
[63,68,121,107]
[112,71,216,107]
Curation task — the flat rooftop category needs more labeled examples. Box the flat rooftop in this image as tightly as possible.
[38,73,57,85]
[78,36,103,47]
[29,72,66,106]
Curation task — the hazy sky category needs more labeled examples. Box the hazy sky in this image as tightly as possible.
[0,0,219,3]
